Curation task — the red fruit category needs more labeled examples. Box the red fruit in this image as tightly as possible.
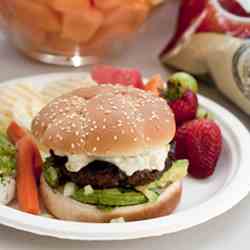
[175,119,222,179]
[174,122,189,160]
[169,90,198,126]
[91,65,144,89]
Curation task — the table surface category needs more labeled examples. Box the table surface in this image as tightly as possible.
[1,1,250,249]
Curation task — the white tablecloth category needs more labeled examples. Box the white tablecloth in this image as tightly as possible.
[0,1,250,249]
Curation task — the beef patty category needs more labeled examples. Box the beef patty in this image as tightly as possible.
[50,143,176,189]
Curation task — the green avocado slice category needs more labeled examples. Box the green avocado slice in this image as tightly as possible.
[156,160,188,188]
[73,188,147,207]
[136,160,188,201]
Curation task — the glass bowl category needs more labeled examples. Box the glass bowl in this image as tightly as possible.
[0,0,160,66]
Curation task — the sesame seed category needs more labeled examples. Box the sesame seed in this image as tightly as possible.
[134,138,137,142]
[92,147,97,152]
[71,143,75,149]
[113,136,118,141]
[96,136,100,141]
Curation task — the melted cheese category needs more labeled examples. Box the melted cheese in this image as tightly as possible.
[56,145,170,176]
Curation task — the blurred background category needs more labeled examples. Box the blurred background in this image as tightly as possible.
[1,0,250,115]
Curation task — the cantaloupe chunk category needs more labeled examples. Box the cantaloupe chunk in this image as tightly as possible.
[0,1,9,21]
[33,0,51,6]
[9,18,47,48]
[94,0,123,11]
[0,1,4,16]
[81,23,134,56]
[62,7,103,43]
[11,0,61,32]
[46,33,78,55]
[92,23,134,44]
[51,0,90,12]
[103,0,150,29]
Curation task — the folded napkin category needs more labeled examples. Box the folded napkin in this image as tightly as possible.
[160,0,250,115]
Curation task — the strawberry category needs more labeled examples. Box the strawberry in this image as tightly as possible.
[175,121,190,160]
[169,90,198,126]
[175,119,222,179]
[164,72,198,126]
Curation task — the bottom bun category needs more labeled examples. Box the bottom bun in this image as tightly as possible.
[40,176,182,223]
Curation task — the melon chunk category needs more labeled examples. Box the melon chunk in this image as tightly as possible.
[0,1,10,22]
[80,24,133,56]
[94,0,123,11]
[51,0,90,12]
[89,23,134,47]
[33,0,51,6]
[46,33,77,55]
[11,0,61,32]
[103,0,150,29]
[10,18,47,48]
[62,7,103,43]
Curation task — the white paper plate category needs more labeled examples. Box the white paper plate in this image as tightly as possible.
[0,73,250,241]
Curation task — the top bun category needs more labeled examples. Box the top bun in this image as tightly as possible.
[32,84,175,156]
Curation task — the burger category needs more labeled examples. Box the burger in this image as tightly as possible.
[32,84,188,223]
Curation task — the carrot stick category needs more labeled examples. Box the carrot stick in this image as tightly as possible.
[7,121,26,145]
[144,74,165,96]
[31,141,43,180]
[7,121,43,180]
[16,136,40,215]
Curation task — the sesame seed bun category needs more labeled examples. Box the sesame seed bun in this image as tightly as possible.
[32,84,175,156]
[40,175,182,222]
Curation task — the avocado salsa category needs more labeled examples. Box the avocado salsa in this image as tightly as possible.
[0,133,16,177]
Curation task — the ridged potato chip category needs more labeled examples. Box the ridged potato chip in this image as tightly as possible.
[0,77,96,131]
